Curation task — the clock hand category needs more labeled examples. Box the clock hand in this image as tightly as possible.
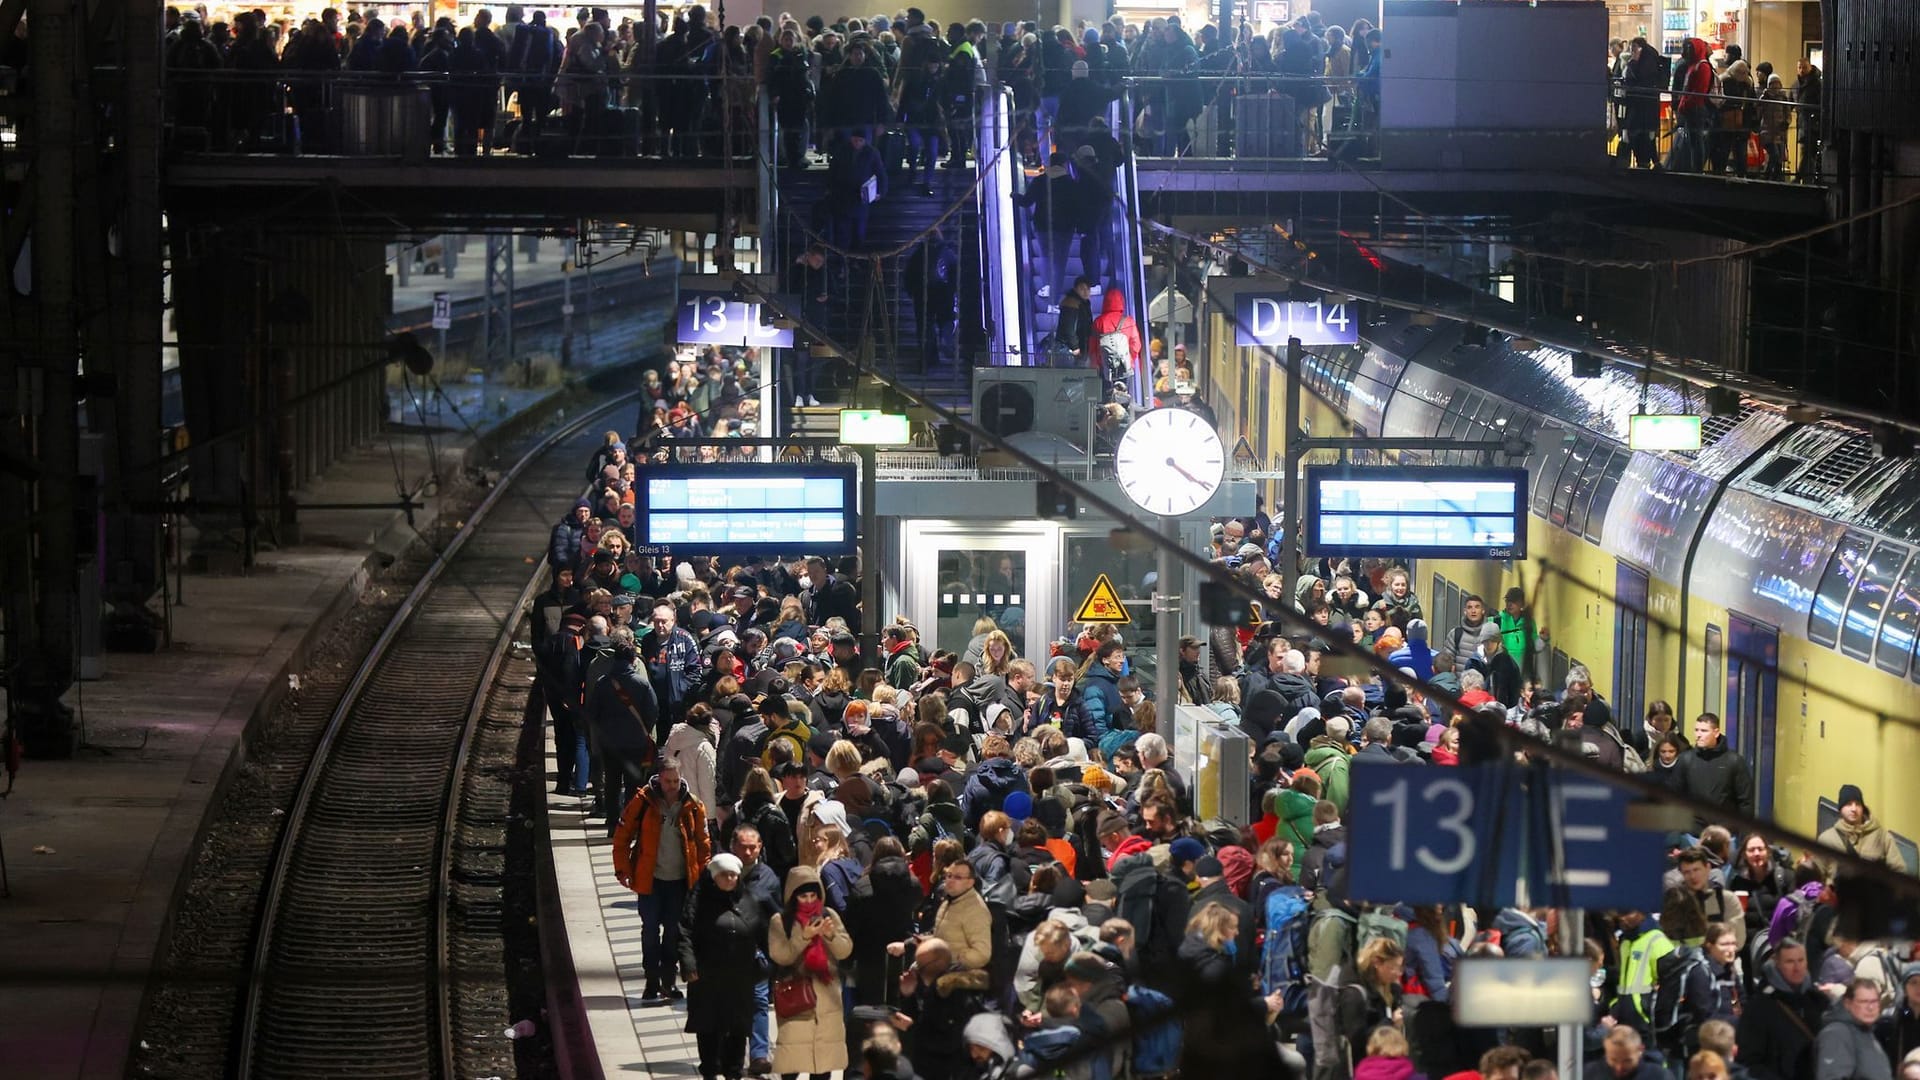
[1165,457,1206,486]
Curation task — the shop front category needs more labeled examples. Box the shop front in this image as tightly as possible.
[1657,0,1748,57]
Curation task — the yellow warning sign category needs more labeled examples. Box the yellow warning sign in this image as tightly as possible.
[1073,573,1132,625]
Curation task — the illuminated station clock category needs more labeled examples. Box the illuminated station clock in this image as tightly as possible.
[1114,407,1226,518]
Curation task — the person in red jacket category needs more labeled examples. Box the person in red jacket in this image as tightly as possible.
[1087,287,1141,400]
[1670,37,1715,172]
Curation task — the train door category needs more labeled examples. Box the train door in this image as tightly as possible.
[1725,614,1780,820]
[1613,563,1649,732]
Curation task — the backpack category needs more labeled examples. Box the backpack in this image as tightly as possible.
[1258,884,1313,1007]
[1602,724,1650,774]
[759,718,812,772]
[1358,908,1409,952]
[1652,947,1708,1039]
[1123,983,1183,1077]
[1097,327,1131,382]
[1098,728,1139,759]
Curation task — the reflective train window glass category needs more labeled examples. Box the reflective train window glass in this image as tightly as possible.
[1567,446,1614,540]
[1875,561,1920,677]
[1808,532,1871,649]
[1532,433,1571,518]
[1584,452,1628,544]
[1550,438,1594,528]
[1840,542,1909,660]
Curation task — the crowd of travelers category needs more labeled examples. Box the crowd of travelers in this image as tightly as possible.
[529,425,1918,1080]
[1608,37,1822,182]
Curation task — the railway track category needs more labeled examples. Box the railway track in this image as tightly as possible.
[234,394,635,1079]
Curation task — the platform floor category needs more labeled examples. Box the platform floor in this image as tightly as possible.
[546,730,716,1076]
[0,413,552,1079]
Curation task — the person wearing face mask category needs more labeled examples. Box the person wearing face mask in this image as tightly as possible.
[679,852,767,1080]
[767,866,856,1080]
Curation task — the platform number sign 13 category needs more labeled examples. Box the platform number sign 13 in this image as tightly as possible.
[1346,764,1527,907]
[676,291,796,348]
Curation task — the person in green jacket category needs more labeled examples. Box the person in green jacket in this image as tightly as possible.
[1302,716,1355,814]
[1495,587,1539,681]
[1273,773,1323,866]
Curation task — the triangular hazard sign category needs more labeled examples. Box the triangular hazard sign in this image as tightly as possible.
[1073,573,1131,625]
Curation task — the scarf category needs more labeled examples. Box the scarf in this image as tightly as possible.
[795,898,832,980]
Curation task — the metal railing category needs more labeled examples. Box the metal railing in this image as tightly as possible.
[152,68,760,160]
[1606,78,1822,182]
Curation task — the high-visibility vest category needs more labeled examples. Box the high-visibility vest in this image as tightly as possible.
[1614,927,1675,1022]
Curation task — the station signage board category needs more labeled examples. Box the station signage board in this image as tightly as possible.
[677,291,795,348]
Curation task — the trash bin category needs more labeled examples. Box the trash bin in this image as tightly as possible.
[339,82,430,160]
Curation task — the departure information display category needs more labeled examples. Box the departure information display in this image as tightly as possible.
[642,464,857,555]
[1305,466,1528,559]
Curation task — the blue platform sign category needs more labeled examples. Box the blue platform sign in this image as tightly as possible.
[1233,294,1362,347]
[1346,762,1665,910]
[677,291,795,348]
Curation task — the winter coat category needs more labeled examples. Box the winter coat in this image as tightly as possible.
[738,791,801,884]
[933,884,995,972]
[1678,743,1756,831]
[549,506,589,568]
[1739,961,1829,1080]
[897,964,992,1076]
[1816,1004,1893,1080]
[1074,665,1130,743]
[963,757,1031,831]
[1355,1056,1419,1080]
[1728,859,1795,940]
[1087,289,1141,368]
[849,855,923,1001]
[1879,999,1920,1071]
[662,722,718,814]
[1027,688,1091,738]
[805,573,861,633]
[1303,736,1354,812]
[590,660,660,753]
[1817,814,1904,871]
[1274,787,1319,864]
[767,866,856,1076]
[1405,924,1457,1003]
[1013,909,1101,1011]
[612,775,712,895]
[640,625,704,722]
[678,865,768,1033]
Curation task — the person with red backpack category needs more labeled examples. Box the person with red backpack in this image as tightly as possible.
[1087,287,1141,402]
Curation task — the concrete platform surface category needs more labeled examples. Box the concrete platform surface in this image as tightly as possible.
[0,420,531,1080]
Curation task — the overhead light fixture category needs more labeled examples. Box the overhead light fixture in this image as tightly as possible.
[838,409,912,446]
[1629,414,1704,451]
[1784,404,1825,423]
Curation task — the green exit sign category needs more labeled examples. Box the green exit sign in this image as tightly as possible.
[1628,413,1703,451]
[838,409,911,445]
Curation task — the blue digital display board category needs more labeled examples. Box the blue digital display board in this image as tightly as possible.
[641,463,857,556]
[677,291,796,348]
[1305,466,1528,559]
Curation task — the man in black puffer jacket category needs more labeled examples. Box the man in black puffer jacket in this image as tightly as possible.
[1677,713,1753,832]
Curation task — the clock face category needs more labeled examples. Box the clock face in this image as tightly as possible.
[1114,407,1227,518]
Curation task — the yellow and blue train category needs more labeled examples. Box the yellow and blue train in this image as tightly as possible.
[1204,306,1920,863]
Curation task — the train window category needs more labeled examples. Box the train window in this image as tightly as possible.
[1583,450,1628,544]
[1444,392,1481,441]
[1704,624,1725,719]
[1550,438,1595,528]
[1875,560,1920,677]
[1567,446,1614,540]
[1840,542,1909,660]
[1532,429,1572,518]
[1808,531,1871,649]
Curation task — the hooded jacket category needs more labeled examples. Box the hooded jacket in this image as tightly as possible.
[768,864,856,1076]
[1816,1002,1893,1080]
[1739,959,1829,1080]
[963,756,1031,831]
[662,721,718,813]
[549,502,590,568]
[1303,736,1354,812]
[1087,288,1141,368]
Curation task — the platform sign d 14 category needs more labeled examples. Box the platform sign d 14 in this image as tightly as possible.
[678,291,795,348]
[1233,294,1360,347]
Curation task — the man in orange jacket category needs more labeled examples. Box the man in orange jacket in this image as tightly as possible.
[1087,287,1141,402]
[613,760,712,1003]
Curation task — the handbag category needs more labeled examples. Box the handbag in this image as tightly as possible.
[773,971,818,1019]
[1746,133,1766,168]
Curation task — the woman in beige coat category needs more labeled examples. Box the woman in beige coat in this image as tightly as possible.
[766,865,854,1080]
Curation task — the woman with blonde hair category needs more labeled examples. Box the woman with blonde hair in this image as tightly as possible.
[1355,1027,1416,1080]
[979,629,1017,675]
[1334,937,1406,1069]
